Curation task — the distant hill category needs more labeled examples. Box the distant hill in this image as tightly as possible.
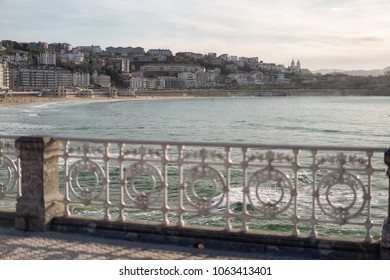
[312,66,390,76]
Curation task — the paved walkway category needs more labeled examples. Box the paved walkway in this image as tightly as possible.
[0,226,308,260]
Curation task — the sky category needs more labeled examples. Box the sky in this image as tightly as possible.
[1,0,390,70]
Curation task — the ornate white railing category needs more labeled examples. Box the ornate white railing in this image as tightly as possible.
[0,135,388,241]
[0,136,20,209]
[54,136,388,242]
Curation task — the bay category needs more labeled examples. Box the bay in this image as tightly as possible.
[0,95,389,147]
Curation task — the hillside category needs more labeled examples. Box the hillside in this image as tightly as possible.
[312,66,390,76]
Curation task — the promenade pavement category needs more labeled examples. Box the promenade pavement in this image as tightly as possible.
[0,226,310,260]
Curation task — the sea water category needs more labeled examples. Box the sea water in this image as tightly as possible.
[0,95,389,237]
[1,95,388,146]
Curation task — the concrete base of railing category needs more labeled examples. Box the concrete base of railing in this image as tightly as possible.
[14,136,64,231]
[50,217,381,260]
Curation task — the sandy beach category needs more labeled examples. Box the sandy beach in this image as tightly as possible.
[0,93,191,106]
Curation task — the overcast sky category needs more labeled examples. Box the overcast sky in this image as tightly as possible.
[1,0,390,70]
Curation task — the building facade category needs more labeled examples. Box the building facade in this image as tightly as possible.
[105,58,131,73]
[38,52,56,66]
[60,52,84,64]
[0,61,10,90]
[92,71,111,88]
[73,72,90,86]
[17,68,57,90]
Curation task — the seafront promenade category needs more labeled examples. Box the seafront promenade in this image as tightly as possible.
[0,225,310,260]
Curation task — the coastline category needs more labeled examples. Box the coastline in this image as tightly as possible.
[0,94,193,106]
[1,88,389,106]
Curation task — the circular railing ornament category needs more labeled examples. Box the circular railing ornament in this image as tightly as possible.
[247,168,294,219]
[123,162,164,210]
[184,165,226,215]
[317,171,367,225]
[68,159,106,205]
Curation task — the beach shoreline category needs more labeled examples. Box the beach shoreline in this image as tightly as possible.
[1,88,388,106]
[0,94,193,106]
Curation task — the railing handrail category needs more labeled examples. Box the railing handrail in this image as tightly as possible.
[55,135,388,152]
[1,134,387,152]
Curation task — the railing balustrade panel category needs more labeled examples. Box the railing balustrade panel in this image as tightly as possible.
[54,137,388,242]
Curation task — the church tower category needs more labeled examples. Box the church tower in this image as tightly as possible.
[296,60,301,73]
[291,59,295,68]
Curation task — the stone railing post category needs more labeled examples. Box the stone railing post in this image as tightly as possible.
[381,147,390,259]
[15,136,64,231]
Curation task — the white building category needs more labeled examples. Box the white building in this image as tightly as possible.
[178,72,198,88]
[228,71,263,86]
[141,64,203,74]
[249,57,259,64]
[60,52,84,64]
[229,55,238,62]
[0,61,10,90]
[73,72,90,86]
[38,52,56,66]
[92,71,111,88]
[147,49,173,60]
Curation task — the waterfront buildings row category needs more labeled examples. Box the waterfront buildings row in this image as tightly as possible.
[0,40,303,92]
[0,61,111,91]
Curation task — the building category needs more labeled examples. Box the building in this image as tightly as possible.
[105,58,131,73]
[228,55,238,62]
[146,49,173,60]
[92,71,111,88]
[249,57,259,64]
[17,68,57,90]
[56,70,73,87]
[73,45,102,54]
[48,43,72,53]
[175,52,204,60]
[105,46,145,56]
[60,52,84,64]
[161,76,184,89]
[0,61,10,90]
[73,72,90,86]
[178,72,198,88]
[141,64,203,75]
[6,51,30,67]
[38,52,56,66]
[228,71,263,86]
[288,59,301,74]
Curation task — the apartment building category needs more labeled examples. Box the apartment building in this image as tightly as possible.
[73,72,90,86]
[147,49,173,60]
[141,64,203,74]
[129,76,183,90]
[0,61,10,90]
[13,67,90,90]
[178,72,198,88]
[105,58,131,73]
[228,71,263,86]
[105,46,145,56]
[38,52,56,66]
[92,71,111,88]
[17,68,57,90]
[60,52,84,64]
[57,70,73,87]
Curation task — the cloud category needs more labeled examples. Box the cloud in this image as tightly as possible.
[1,0,390,69]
